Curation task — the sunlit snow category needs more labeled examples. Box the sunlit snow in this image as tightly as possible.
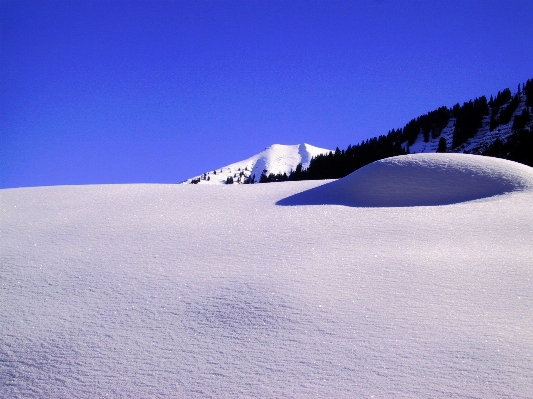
[279,153,533,207]
[182,143,331,184]
[2,154,533,398]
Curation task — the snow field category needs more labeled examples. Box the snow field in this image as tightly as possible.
[1,154,533,398]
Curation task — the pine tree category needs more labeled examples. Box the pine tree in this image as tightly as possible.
[452,96,488,148]
[259,173,268,183]
[437,137,447,153]
[525,79,533,108]
[512,108,531,131]
[498,93,520,126]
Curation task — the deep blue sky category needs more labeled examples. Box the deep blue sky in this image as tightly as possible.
[1,0,532,188]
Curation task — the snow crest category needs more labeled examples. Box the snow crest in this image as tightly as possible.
[278,153,533,207]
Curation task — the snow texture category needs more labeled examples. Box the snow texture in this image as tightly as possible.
[2,154,533,398]
[182,143,331,184]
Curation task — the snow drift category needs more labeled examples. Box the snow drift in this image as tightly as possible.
[278,153,533,207]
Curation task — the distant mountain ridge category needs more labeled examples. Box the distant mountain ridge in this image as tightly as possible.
[289,78,533,181]
[183,143,331,184]
[185,78,533,184]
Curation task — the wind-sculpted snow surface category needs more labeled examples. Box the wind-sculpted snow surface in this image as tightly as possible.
[278,154,533,207]
[2,158,533,398]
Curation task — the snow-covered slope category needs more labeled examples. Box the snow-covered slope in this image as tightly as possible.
[182,143,331,184]
[2,155,533,398]
[408,91,531,155]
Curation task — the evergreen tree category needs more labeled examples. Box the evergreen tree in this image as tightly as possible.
[495,93,520,126]
[482,126,533,167]
[452,96,488,148]
[243,174,255,184]
[291,134,407,181]
[490,88,513,131]
[436,137,447,153]
[525,79,533,108]
[259,173,268,183]
[512,108,531,131]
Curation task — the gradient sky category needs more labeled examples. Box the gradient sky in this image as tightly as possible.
[1,0,533,188]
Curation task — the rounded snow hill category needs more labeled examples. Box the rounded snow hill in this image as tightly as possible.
[278,154,533,207]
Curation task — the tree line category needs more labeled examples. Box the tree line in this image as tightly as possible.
[258,78,533,183]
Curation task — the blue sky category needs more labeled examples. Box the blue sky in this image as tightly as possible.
[1,0,532,188]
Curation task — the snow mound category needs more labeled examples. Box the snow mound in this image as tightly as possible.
[278,154,533,207]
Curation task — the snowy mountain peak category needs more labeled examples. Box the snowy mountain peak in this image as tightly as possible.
[183,143,332,184]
